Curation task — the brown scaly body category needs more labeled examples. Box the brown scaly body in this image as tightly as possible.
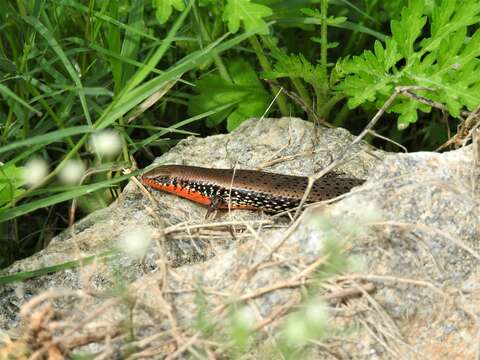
[140,165,365,214]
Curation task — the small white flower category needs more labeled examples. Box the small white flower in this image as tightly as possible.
[232,306,256,330]
[90,130,122,157]
[23,158,48,187]
[59,159,86,184]
[118,229,152,258]
[304,301,329,326]
[284,315,309,346]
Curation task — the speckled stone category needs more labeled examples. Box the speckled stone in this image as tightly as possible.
[1,117,478,359]
[0,117,380,333]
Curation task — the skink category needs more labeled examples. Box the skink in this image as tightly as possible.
[140,165,365,215]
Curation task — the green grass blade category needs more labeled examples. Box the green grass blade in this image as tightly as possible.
[5,144,46,166]
[135,101,238,149]
[96,27,265,130]
[0,83,42,116]
[23,16,92,125]
[0,126,94,155]
[0,170,140,222]
[54,0,159,41]
[0,250,118,285]
[77,40,192,86]
[122,0,194,96]
[120,0,144,84]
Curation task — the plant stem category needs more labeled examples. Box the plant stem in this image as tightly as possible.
[262,35,313,115]
[249,35,289,116]
[320,0,328,80]
[2,107,14,142]
[332,102,351,127]
[192,3,231,82]
[319,93,344,119]
[317,0,329,115]
[291,78,313,110]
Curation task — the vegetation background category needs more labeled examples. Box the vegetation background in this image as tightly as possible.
[1,0,479,268]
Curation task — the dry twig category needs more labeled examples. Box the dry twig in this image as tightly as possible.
[291,85,414,221]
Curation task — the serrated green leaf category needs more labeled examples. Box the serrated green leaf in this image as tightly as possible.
[391,0,426,58]
[223,0,272,34]
[152,0,185,24]
[381,38,402,71]
[430,0,456,37]
[188,59,271,131]
[394,100,419,128]
[459,29,480,62]
[264,53,325,86]
[337,0,480,129]
[443,93,462,117]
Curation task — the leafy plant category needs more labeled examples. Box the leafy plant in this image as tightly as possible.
[0,164,24,209]
[223,0,273,34]
[156,0,273,34]
[0,0,270,266]
[188,59,271,131]
[2,0,472,269]
[335,0,480,128]
[152,0,185,24]
[263,1,347,119]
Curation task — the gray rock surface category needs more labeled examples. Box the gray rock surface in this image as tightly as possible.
[326,146,480,358]
[0,117,478,359]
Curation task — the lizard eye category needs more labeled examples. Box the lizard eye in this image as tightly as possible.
[153,176,170,185]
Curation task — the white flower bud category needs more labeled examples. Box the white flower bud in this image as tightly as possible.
[90,130,122,157]
[59,159,86,184]
[23,158,48,187]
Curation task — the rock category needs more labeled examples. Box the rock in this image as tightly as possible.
[0,117,379,332]
[0,117,478,359]
[324,146,480,358]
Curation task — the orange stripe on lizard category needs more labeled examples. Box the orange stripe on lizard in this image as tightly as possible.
[140,164,365,215]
